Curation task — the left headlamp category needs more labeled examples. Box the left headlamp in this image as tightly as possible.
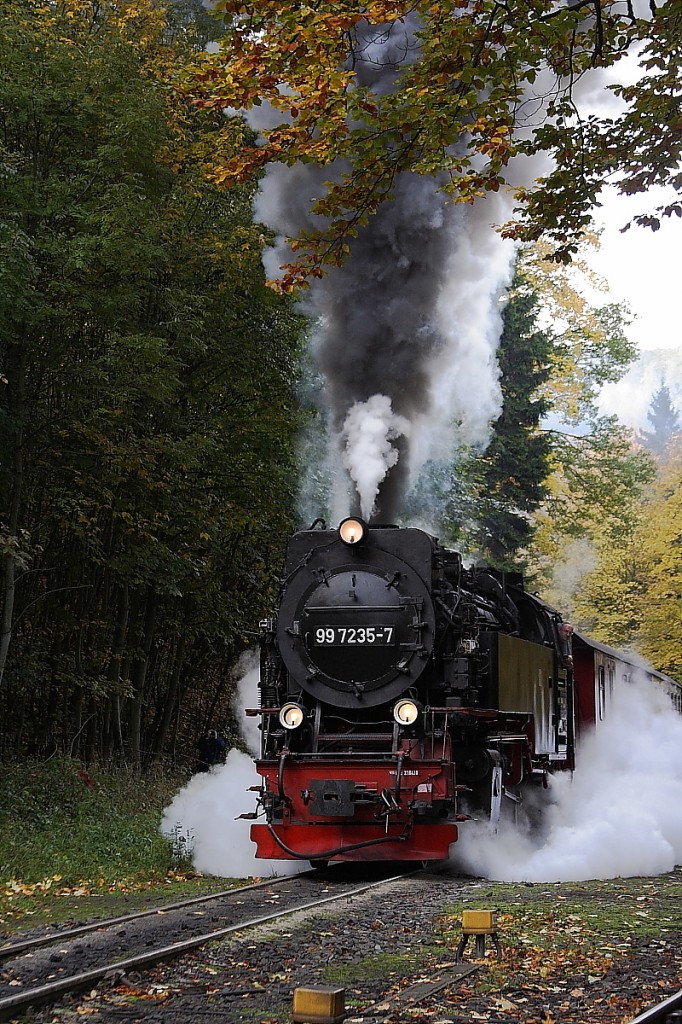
[393,699,421,726]
[279,703,305,730]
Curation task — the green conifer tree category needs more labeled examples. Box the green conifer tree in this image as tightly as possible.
[470,271,553,569]
[640,382,681,458]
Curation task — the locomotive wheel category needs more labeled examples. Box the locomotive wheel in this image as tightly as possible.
[310,859,329,870]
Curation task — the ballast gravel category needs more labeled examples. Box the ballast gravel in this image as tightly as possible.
[15,866,682,1024]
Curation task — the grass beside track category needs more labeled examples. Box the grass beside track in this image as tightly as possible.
[0,757,240,935]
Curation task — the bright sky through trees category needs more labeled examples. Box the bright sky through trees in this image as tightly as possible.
[592,185,682,353]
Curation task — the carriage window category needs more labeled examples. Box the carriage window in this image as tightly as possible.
[598,665,606,720]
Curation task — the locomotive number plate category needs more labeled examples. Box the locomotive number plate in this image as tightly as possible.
[311,626,395,646]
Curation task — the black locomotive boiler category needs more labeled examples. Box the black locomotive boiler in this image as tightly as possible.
[245,518,681,865]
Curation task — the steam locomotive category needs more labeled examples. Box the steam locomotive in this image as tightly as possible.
[246,518,682,865]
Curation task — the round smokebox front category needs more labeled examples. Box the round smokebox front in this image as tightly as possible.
[277,553,435,708]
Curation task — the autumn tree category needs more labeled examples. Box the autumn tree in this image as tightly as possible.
[569,533,650,649]
[520,239,639,422]
[505,239,654,605]
[634,457,682,680]
[189,1,682,288]
[572,454,682,681]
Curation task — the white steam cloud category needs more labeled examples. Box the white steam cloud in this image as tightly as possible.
[161,652,299,878]
[450,678,682,881]
[341,395,411,520]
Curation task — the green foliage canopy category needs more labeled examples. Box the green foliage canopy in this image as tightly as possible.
[0,0,304,763]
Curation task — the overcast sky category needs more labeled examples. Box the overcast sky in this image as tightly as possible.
[589,188,682,355]
[585,186,682,429]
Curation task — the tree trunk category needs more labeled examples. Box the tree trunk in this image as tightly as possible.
[0,555,17,697]
[151,636,185,762]
[129,586,157,768]
[105,584,130,759]
[0,346,26,689]
[85,693,98,765]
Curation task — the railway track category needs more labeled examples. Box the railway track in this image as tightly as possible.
[2,867,679,1024]
[0,867,413,1020]
[629,989,682,1024]
[0,877,293,960]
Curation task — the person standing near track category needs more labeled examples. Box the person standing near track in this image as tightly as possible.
[196,728,225,772]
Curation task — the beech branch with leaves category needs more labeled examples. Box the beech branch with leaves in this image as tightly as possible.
[187,0,678,289]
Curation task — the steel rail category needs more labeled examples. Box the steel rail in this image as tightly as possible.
[0,872,309,960]
[0,872,410,1020]
[628,989,682,1024]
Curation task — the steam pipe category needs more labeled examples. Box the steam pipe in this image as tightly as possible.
[394,751,405,800]
[277,751,289,804]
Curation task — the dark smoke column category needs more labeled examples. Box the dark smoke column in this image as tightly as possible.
[316,172,458,523]
[252,18,512,523]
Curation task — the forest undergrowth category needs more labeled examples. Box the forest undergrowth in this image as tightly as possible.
[0,758,230,934]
